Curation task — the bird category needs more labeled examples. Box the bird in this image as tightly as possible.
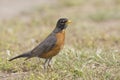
[9,18,71,69]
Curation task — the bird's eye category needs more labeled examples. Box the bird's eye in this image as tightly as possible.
[61,20,65,23]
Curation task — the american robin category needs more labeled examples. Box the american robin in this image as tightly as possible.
[9,18,71,69]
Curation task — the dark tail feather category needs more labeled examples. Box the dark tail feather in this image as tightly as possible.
[8,51,31,61]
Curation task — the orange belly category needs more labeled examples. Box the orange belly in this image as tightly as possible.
[40,30,65,58]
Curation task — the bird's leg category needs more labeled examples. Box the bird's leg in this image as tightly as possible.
[44,59,49,69]
[48,58,52,68]
[37,58,41,62]
[43,58,52,70]
[36,58,41,64]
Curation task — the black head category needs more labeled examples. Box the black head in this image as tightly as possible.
[53,18,71,33]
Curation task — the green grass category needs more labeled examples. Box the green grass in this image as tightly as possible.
[0,0,120,80]
[89,9,120,22]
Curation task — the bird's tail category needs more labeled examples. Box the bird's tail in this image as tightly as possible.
[8,51,31,61]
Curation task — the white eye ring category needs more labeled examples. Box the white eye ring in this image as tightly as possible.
[61,21,65,23]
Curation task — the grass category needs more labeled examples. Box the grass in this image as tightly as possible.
[89,9,120,22]
[0,0,120,80]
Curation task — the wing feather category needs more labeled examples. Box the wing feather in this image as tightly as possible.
[31,33,57,56]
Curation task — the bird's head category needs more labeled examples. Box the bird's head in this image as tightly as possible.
[54,18,71,33]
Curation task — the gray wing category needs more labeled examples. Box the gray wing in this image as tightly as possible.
[31,33,57,56]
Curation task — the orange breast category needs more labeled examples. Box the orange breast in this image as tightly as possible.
[40,30,65,58]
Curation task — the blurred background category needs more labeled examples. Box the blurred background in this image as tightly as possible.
[0,0,120,80]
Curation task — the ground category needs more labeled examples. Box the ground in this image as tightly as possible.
[0,0,120,80]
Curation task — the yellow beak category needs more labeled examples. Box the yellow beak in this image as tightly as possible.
[66,20,72,24]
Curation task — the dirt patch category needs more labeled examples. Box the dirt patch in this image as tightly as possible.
[0,72,29,80]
